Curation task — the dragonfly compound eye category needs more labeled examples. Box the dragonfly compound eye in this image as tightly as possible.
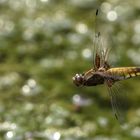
[72,74,84,86]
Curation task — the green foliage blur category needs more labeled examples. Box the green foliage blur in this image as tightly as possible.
[0,0,140,140]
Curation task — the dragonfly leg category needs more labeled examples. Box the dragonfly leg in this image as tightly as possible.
[106,79,114,87]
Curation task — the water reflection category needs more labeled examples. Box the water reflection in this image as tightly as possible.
[107,10,118,21]
[5,131,14,139]
[0,72,20,90]
[131,127,140,139]
[48,131,61,140]
[97,117,108,127]
[0,0,139,139]
[72,94,92,107]
[21,78,42,96]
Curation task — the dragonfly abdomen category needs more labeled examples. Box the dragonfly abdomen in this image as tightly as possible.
[106,67,140,80]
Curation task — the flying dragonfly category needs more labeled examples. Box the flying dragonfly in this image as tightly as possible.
[72,9,140,123]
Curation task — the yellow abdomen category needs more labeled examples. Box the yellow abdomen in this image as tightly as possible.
[106,67,140,80]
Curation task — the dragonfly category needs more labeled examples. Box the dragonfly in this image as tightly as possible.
[72,9,140,123]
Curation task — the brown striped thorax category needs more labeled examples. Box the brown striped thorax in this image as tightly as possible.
[72,9,140,123]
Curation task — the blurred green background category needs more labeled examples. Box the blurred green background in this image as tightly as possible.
[0,0,140,140]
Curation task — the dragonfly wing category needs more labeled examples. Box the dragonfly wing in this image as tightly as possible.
[92,9,110,70]
[93,32,110,70]
[105,81,128,124]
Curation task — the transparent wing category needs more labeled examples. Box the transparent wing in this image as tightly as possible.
[106,81,128,124]
[92,10,110,70]
[92,9,101,69]
[93,32,110,70]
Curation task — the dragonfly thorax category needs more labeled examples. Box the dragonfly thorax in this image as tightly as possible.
[83,71,105,86]
[73,70,105,87]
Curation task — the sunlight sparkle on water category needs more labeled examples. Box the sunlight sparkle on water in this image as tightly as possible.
[22,85,30,95]
[131,127,140,138]
[21,79,42,96]
[97,117,108,127]
[53,132,61,140]
[46,131,61,140]
[101,2,111,13]
[72,94,92,107]
[40,0,49,2]
[5,131,14,139]
[76,23,88,34]
[27,79,36,88]
[25,0,36,8]
[82,48,92,59]
[107,10,118,21]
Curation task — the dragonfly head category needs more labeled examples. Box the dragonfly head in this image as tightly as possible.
[72,73,84,87]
